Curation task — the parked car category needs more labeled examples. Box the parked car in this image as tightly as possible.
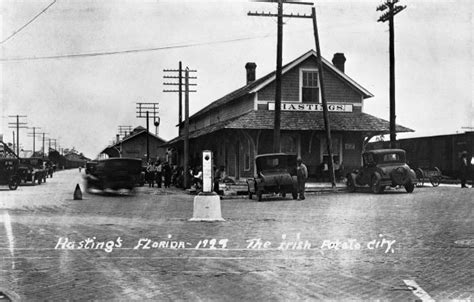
[247,153,298,201]
[0,158,21,190]
[18,157,47,185]
[84,158,142,193]
[346,149,417,194]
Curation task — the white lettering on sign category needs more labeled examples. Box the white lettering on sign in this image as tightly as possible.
[267,102,353,112]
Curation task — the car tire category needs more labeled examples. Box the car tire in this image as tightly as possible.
[405,182,415,193]
[371,173,384,194]
[429,177,440,187]
[415,168,424,187]
[346,175,356,193]
[281,192,286,198]
[256,191,262,202]
[8,178,19,190]
[37,177,42,185]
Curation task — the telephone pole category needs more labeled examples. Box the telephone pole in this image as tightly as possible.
[136,102,159,163]
[249,0,313,153]
[311,6,336,187]
[164,64,197,189]
[377,0,406,148]
[27,126,41,155]
[118,125,133,139]
[8,115,27,156]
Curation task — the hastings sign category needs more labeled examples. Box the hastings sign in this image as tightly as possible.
[267,102,353,112]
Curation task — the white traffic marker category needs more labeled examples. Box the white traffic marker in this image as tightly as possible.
[403,279,435,302]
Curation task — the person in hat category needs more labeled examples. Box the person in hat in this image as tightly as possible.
[459,151,470,188]
[296,157,308,200]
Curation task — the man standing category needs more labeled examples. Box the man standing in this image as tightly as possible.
[459,151,470,188]
[296,157,308,200]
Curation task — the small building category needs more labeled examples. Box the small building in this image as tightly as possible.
[167,50,413,180]
[101,126,167,163]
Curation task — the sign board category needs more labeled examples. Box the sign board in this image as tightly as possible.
[202,150,213,193]
[268,102,353,112]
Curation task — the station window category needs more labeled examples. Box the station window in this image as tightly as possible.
[302,70,320,103]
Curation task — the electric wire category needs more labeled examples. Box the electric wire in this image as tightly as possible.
[0,33,274,62]
[0,0,57,45]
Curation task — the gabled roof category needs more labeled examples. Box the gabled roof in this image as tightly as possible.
[113,128,167,148]
[189,50,373,122]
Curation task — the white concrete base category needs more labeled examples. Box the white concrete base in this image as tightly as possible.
[189,193,225,222]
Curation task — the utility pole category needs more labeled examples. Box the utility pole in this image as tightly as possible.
[27,126,41,155]
[311,6,336,187]
[8,115,27,156]
[36,132,48,158]
[136,102,159,163]
[249,0,313,153]
[164,64,197,189]
[377,0,406,148]
[118,125,133,139]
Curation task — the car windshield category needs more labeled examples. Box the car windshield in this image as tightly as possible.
[380,152,405,163]
[259,157,287,171]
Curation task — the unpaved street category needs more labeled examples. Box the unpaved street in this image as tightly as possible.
[0,169,472,300]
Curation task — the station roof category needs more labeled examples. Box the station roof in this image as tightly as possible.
[165,110,413,145]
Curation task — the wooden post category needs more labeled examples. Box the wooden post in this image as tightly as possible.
[312,7,336,187]
[184,68,190,189]
[273,0,283,153]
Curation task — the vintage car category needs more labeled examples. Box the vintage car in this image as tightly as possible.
[346,149,417,194]
[18,157,48,185]
[84,158,142,193]
[85,161,98,175]
[0,158,21,190]
[45,160,55,178]
[247,153,298,201]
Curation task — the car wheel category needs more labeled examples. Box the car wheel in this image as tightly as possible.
[430,177,440,187]
[371,173,384,194]
[405,182,415,193]
[256,191,262,202]
[37,177,42,185]
[415,168,424,187]
[346,175,356,193]
[8,178,19,190]
[292,191,298,200]
[281,192,286,198]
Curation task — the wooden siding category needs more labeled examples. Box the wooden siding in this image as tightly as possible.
[257,57,363,104]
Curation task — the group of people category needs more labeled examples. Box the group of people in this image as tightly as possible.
[145,160,172,188]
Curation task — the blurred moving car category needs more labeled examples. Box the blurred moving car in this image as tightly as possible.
[85,161,98,175]
[18,157,47,185]
[0,158,21,190]
[247,153,298,201]
[84,158,142,193]
[346,149,417,194]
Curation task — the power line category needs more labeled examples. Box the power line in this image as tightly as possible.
[0,33,272,62]
[0,0,57,45]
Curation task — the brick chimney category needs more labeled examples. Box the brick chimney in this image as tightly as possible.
[245,62,257,84]
[332,53,346,73]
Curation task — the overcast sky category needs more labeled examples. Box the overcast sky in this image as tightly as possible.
[1,0,472,158]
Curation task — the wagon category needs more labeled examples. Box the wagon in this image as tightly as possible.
[415,167,442,187]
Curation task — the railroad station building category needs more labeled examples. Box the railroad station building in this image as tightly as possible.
[166,50,413,179]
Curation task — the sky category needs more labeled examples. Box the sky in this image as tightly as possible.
[0,0,472,159]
